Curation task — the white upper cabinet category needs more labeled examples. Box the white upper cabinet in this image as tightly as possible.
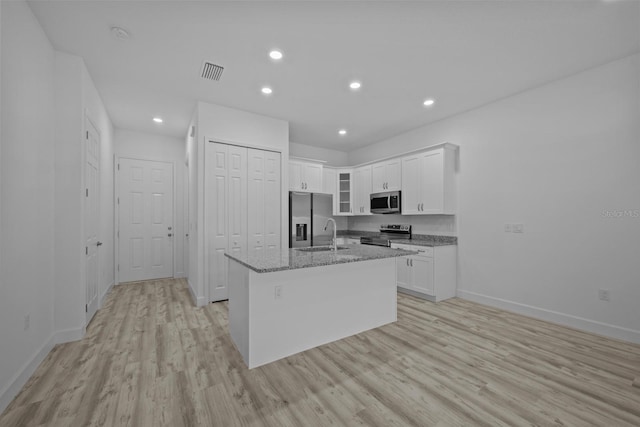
[353,165,372,215]
[322,166,338,214]
[289,160,323,192]
[401,145,456,215]
[336,169,353,216]
[371,158,401,192]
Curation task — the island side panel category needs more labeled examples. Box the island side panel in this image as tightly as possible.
[247,258,397,369]
[228,258,250,366]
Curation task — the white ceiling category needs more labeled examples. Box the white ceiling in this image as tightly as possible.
[28,0,640,150]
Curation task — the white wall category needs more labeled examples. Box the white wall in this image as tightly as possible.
[82,62,115,303]
[349,54,640,343]
[186,114,198,300]
[190,102,289,305]
[53,52,115,341]
[0,0,56,411]
[115,128,186,278]
[53,52,84,337]
[1,2,116,412]
[290,142,349,166]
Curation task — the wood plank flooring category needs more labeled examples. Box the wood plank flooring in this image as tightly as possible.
[1,278,639,426]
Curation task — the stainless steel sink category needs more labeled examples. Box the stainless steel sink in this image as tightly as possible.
[296,246,348,252]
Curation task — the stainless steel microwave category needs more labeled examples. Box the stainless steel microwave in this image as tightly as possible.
[370,191,401,214]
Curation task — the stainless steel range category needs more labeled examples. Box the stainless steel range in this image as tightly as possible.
[360,224,412,247]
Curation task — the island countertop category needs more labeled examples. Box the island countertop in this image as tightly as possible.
[225,244,417,273]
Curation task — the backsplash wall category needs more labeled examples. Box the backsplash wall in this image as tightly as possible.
[347,215,456,235]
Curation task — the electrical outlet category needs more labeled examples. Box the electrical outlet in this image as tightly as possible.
[24,314,30,331]
[598,289,610,301]
[274,285,283,299]
[513,224,524,233]
[504,224,512,232]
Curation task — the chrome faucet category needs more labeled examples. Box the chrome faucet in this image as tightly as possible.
[324,218,337,251]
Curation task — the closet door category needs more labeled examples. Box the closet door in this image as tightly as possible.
[248,150,266,250]
[227,145,248,257]
[263,150,281,249]
[208,143,230,302]
[248,149,281,251]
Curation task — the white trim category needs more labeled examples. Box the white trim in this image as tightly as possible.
[100,280,114,308]
[114,153,120,284]
[0,334,55,414]
[289,156,328,164]
[54,327,85,344]
[457,289,640,345]
[205,136,284,154]
[0,326,87,413]
[187,278,206,307]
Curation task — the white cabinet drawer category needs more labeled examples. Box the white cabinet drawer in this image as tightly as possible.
[413,246,434,257]
[392,243,433,257]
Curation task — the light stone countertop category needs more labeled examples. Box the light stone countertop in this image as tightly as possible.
[224,244,417,273]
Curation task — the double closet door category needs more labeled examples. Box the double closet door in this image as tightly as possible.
[206,142,281,302]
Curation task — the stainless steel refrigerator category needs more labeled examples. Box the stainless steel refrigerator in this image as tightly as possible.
[289,192,334,248]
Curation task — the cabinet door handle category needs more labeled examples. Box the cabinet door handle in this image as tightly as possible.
[406,258,409,266]
[410,259,413,267]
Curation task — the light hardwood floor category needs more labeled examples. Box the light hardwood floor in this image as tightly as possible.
[1,278,639,426]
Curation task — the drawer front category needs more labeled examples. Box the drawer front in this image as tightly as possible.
[413,246,434,257]
[392,243,433,257]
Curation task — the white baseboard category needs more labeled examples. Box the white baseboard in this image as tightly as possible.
[187,279,207,307]
[0,334,55,415]
[457,289,640,344]
[100,280,114,308]
[54,327,85,344]
[174,272,186,279]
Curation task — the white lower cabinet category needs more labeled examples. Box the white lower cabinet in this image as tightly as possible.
[392,243,456,302]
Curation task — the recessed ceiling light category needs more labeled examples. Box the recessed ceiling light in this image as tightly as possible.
[261,87,273,95]
[110,26,131,41]
[423,99,435,106]
[153,117,163,123]
[349,81,361,90]
[338,129,347,135]
[269,50,283,60]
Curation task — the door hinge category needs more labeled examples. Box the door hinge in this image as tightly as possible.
[86,188,89,197]
[117,163,120,170]
[117,197,120,204]
[85,246,88,255]
[86,131,89,139]
[85,304,88,313]
[117,264,120,272]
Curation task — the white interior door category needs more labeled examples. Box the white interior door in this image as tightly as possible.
[209,143,230,302]
[264,151,281,249]
[118,158,174,282]
[85,118,100,324]
[248,149,266,251]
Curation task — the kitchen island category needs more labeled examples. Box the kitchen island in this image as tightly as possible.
[225,244,416,368]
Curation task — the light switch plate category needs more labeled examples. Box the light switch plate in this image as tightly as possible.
[513,224,524,233]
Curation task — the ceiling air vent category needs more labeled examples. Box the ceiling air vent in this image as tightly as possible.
[201,61,224,81]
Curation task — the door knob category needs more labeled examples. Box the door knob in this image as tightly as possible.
[168,226,172,230]
[168,233,173,237]
[97,241,103,246]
